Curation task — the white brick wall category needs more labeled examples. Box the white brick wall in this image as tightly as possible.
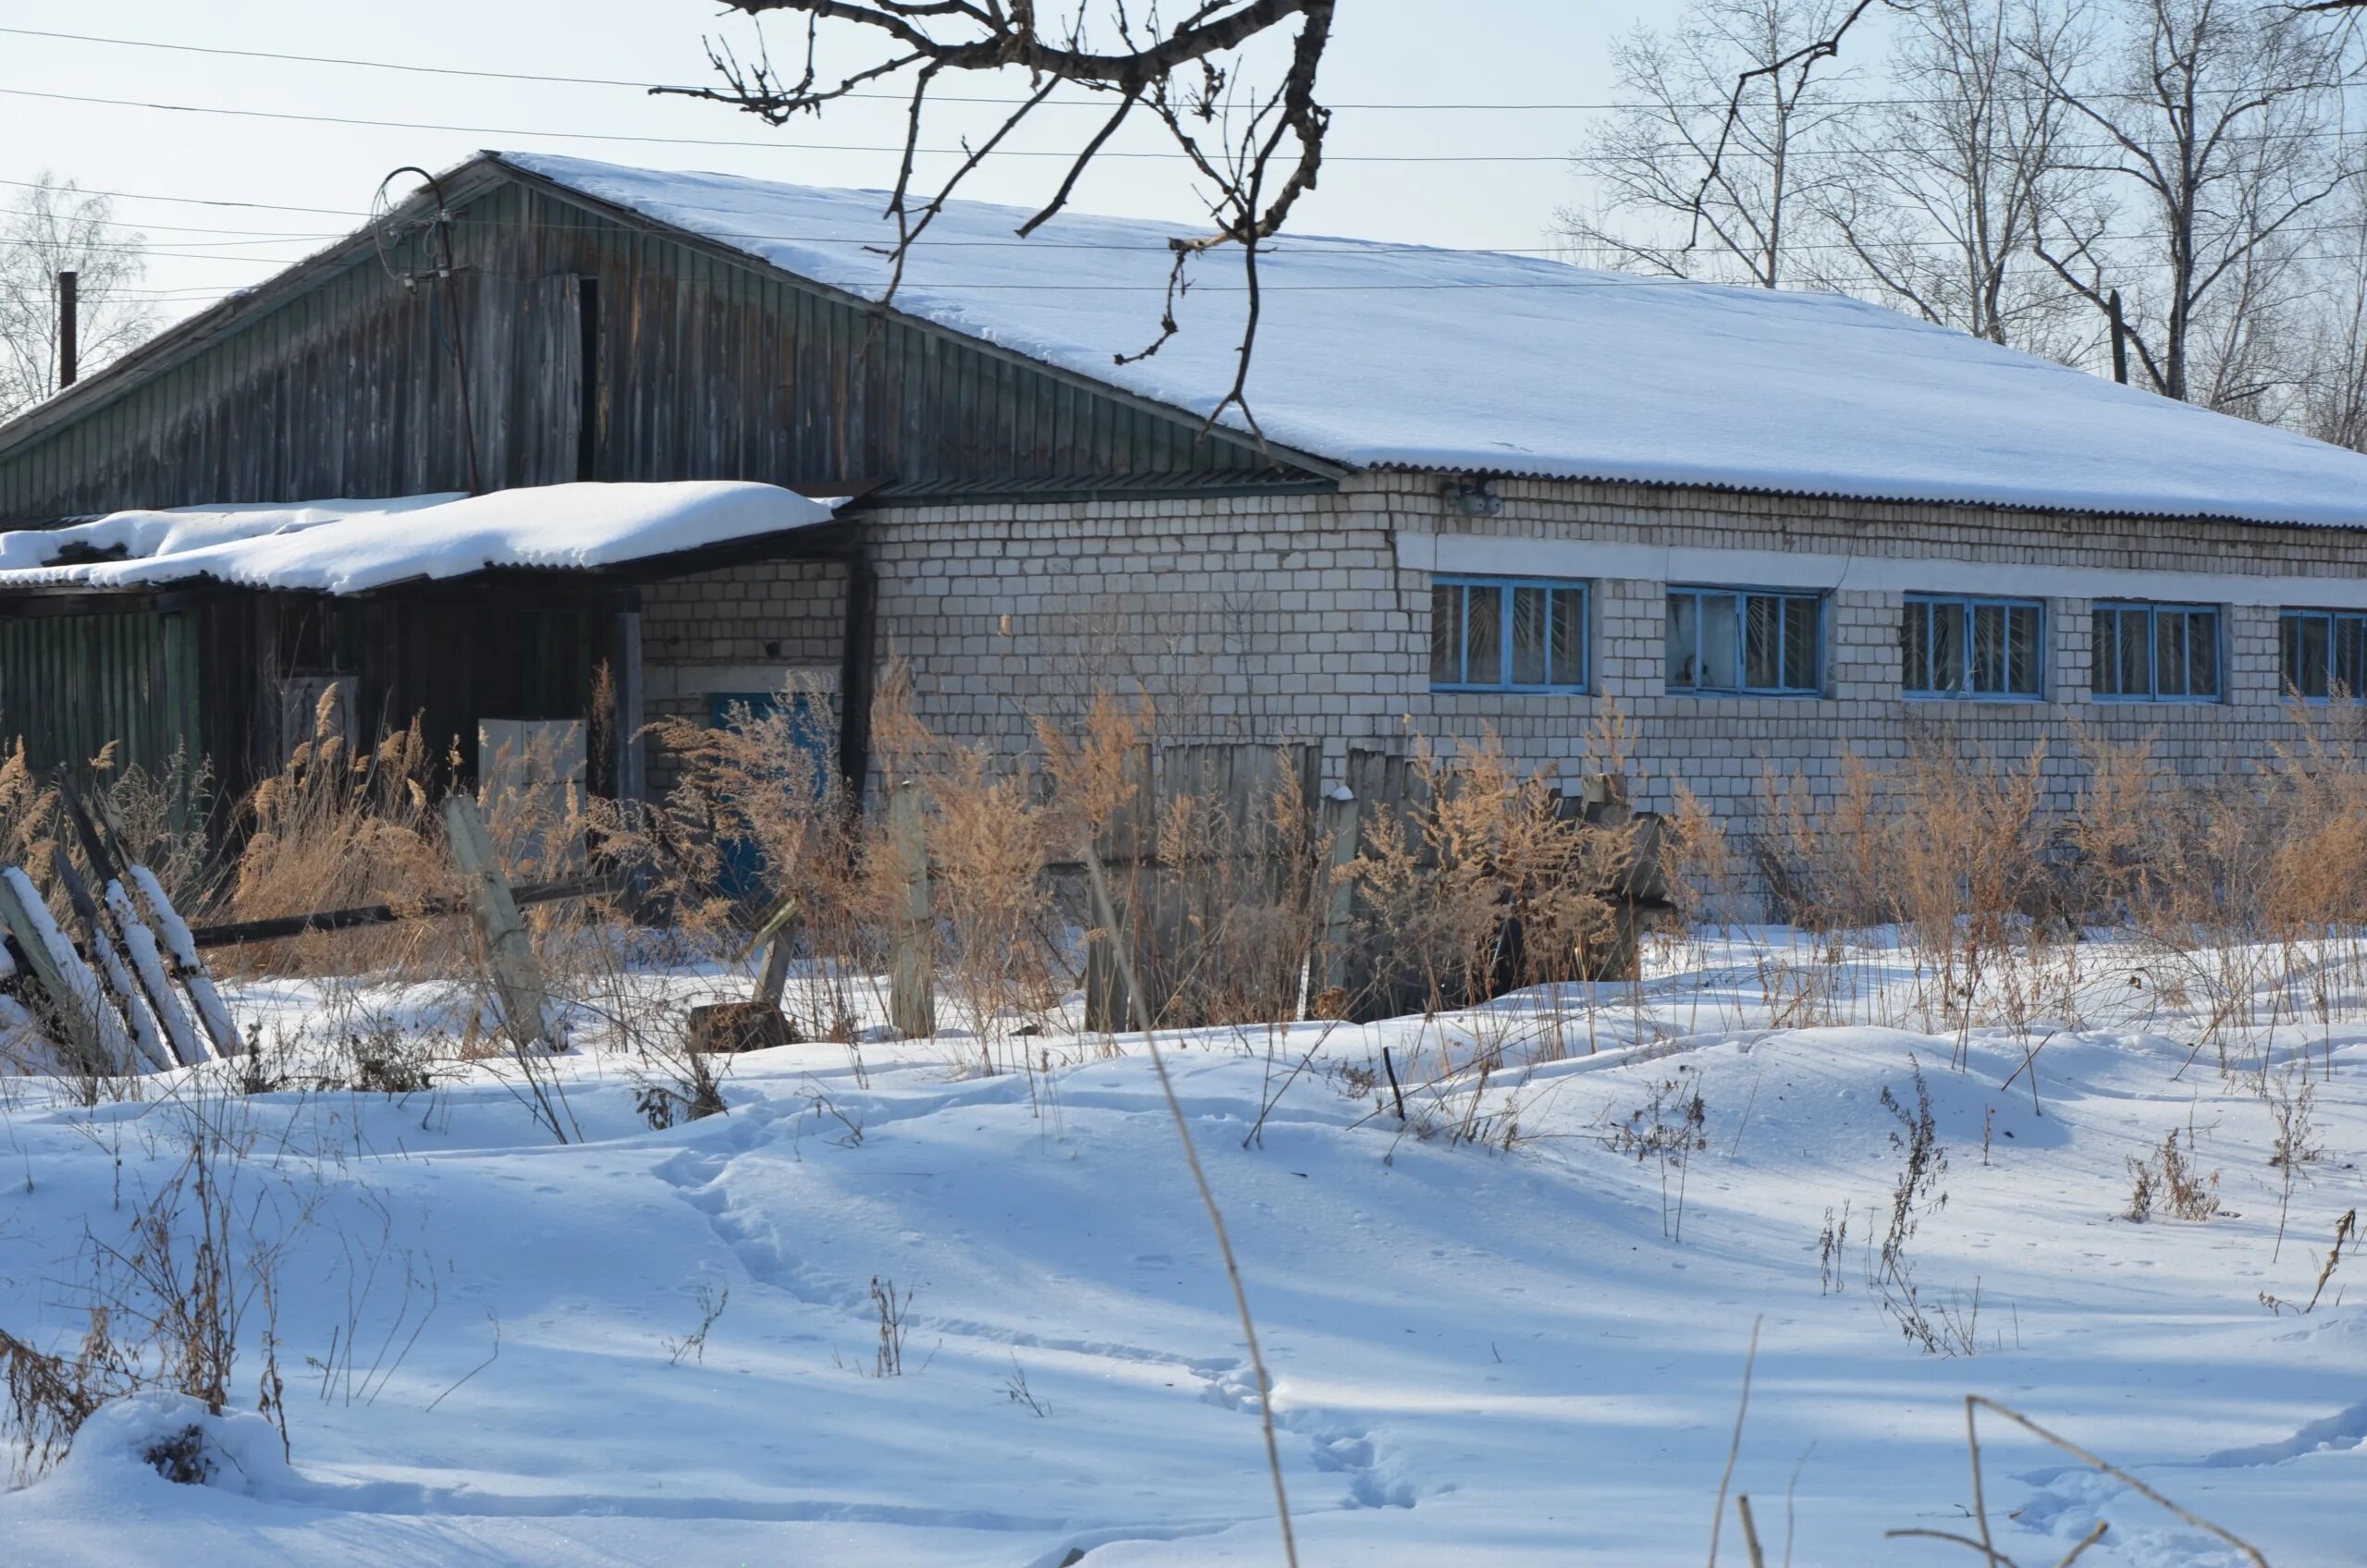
[637,471,2367,825]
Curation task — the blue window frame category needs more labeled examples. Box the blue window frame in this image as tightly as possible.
[1903,594,2043,699]
[1665,586,1821,695]
[1429,576,1589,692]
[2280,609,2367,700]
[2092,602,2221,702]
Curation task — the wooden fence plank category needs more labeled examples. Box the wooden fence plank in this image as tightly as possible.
[0,867,132,1073]
[886,781,935,1039]
[444,795,555,1051]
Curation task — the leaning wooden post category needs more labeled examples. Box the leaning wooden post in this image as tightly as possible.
[0,867,131,1074]
[444,795,555,1051]
[1307,783,1362,1017]
[885,779,935,1039]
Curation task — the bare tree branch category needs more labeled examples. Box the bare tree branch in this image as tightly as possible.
[1685,0,1903,260]
[662,0,1334,438]
[1565,1,1862,290]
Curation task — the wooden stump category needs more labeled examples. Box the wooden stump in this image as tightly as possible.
[688,1000,794,1055]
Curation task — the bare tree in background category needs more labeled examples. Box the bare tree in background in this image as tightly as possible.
[2017,0,2360,404]
[1563,0,1855,288]
[662,0,1333,435]
[1810,0,2092,354]
[2295,178,2367,448]
[0,176,155,421]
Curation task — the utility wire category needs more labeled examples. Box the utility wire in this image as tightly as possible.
[0,23,2352,115]
[21,214,2367,262]
[0,175,362,218]
[3,82,2362,161]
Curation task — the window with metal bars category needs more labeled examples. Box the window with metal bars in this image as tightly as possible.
[2280,609,2367,700]
[1429,576,1589,692]
[2091,602,2221,702]
[1901,594,2043,699]
[1664,586,1821,696]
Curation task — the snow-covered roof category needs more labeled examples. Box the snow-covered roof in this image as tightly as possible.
[0,481,840,596]
[506,151,2367,528]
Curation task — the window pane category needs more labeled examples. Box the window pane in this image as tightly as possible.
[2006,606,2040,695]
[1430,583,1464,686]
[2290,614,2331,699]
[2119,608,2150,696]
[1783,597,1818,690]
[2339,617,2367,700]
[1550,589,1587,687]
[2155,610,2189,697]
[1902,601,1932,692]
[1933,601,1966,693]
[1970,605,2006,693]
[2122,612,2150,696]
[1666,593,1699,690]
[2091,609,2119,696]
[2187,611,2218,697]
[1510,586,1549,685]
[1744,594,1783,689]
[1699,594,1740,690]
[1466,585,1502,686]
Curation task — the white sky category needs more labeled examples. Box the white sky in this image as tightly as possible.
[0,1,1675,325]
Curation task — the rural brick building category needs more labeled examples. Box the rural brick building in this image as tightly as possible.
[5,151,2366,824]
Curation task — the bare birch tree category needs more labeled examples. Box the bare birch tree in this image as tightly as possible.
[1809,0,2093,354]
[1562,0,1855,288]
[2020,0,2361,403]
[2295,179,2367,448]
[0,176,155,421]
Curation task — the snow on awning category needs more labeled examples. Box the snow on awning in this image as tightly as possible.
[0,482,841,596]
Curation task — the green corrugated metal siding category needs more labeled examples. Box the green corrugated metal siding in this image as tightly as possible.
[0,606,192,778]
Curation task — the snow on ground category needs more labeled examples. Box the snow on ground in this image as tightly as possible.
[0,932,2361,1567]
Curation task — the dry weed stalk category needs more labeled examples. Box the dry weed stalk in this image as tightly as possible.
[2124,1126,2220,1223]
[1883,1396,2271,1568]
[1355,727,1641,1030]
[1,1094,304,1480]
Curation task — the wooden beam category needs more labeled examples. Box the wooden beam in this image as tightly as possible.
[885,780,934,1040]
[443,795,556,1052]
[0,866,130,1074]
[186,873,619,949]
[836,549,878,801]
[611,606,645,805]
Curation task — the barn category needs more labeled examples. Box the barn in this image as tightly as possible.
[5,150,2367,829]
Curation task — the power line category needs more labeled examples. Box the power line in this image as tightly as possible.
[6,81,2363,163]
[1,23,2353,115]
[0,175,362,218]
[18,186,2367,262]
[0,83,1542,158]
[0,242,305,264]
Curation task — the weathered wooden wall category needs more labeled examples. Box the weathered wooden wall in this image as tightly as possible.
[0,602,198,778]
[0,176,1284,523]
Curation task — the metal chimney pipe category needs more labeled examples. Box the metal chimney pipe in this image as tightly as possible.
[57,270,78,390]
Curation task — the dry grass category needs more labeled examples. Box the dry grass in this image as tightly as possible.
[13,667,2367,1120]
[1,1091,302,1481]
[1356,725,1644,1027]
[214,708,460,979]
